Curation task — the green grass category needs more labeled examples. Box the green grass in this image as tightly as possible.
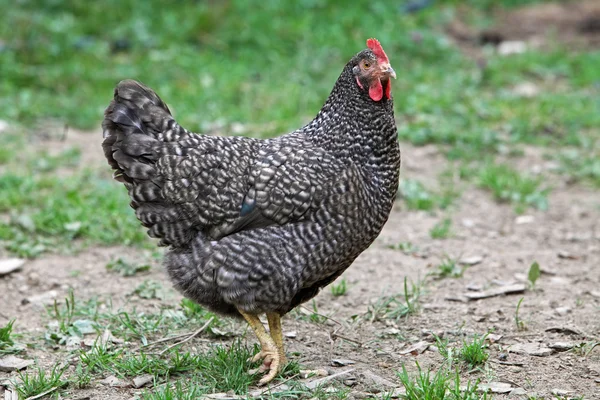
[14,364,68,400]
[80,341,259,394]
[45,290,99,346]
[293,300,328,324]
[330,278,348,296]
[459,334,490,369]
[397,362,487,400]
[476,162,550,213]
[435,333,490,370]
[0,1,598,257]
[0,132,150,257]
[140,381,206,400]
[430,218,452,239]
[0,319,21,355]
[366,278,422,321]
[1,1,596,143]
[0,172,149,257]
[515,297,527,331]
[398,179,458,211]
[432,256,464,279]
[106,257,151,276]
[557,147,600,187]
[43,290,223,347]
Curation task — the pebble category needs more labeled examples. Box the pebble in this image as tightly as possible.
[0,355,34,372]
[515,215,534,224]
[0,258,25,276]
[549,342,574,351]
[22,290,59,306]
[509,342,554,357]
[554,307,571,316]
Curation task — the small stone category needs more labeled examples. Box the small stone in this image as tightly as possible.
[487,333,503,343]
[343,378,358,387]
[498,40,527,55]
[99,375,128,387]
[461,219,475,228]
[27,272,40,286]
[551,389,572,396]
[510,388,527,395]
[466,283,483,291]
[133,374,154,388]
[509,342,553,357]
[299,369,328,379]
[284,331,297,338]
[361,370,395,388]
[0,258,25,276]
[549,342,574,351]
[515,215,534,224]
[205,393,244,400]
[399,341,429,355]
[554,307,571,316]
[477,382,513,393]
[383,328,401,336]
[459,256,483,266]
[23,290,59,306]
[332,359,355,367]
[0,356,34,372]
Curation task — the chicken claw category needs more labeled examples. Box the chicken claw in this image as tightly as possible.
[249,347,282,384]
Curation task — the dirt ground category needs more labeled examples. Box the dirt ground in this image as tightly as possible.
[0,128,599,399]
[447,0,600,57]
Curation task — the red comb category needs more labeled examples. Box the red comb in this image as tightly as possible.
[366,38,389,63]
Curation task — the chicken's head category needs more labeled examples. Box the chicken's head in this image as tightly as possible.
[353,38,396,102]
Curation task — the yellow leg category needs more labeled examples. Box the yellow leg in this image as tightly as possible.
[267,312,287,366]
[238,309,282,385]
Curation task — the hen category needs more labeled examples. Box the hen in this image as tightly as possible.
[102,38,400,384]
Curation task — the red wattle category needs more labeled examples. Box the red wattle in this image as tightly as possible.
[385,80,391,99]
[369,79,383,101]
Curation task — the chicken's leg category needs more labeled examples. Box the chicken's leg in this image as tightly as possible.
[238,309,282,385]
[267,312,287,366]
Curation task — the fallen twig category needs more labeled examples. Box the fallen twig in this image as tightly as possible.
[158,317,214,355]
[24,386,59,400]
[251,373,299,397]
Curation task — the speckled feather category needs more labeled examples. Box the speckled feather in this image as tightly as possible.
[102,48,401,317]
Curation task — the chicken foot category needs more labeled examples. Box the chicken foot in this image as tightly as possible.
[238,309,283,385]
[267,312,287,366]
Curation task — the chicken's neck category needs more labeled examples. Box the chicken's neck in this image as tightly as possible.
[303,69,400,195]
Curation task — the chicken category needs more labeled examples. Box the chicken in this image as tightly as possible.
[102,38,400,385]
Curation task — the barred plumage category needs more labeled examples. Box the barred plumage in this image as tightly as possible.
[102,39,401,384]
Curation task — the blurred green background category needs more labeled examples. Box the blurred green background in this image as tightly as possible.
[0,0,599,257]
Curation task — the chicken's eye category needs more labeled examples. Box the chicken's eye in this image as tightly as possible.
[363,62,371,69]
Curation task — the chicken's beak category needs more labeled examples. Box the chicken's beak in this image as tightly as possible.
[382,63,397,79]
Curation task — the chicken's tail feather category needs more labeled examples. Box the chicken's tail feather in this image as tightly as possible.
[102,79,187,183]
[102,80,197,246]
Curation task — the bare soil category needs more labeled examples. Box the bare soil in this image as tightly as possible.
[447,0,600,56]
[0,128,599,399]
